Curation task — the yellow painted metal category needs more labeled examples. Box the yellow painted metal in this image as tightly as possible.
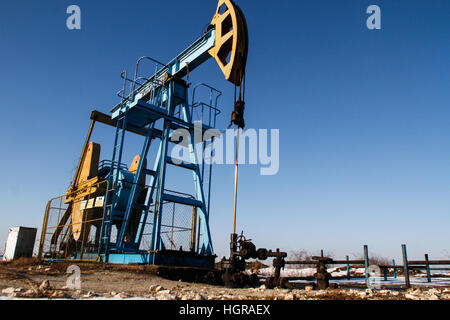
[64,142,104,241]
[50,137,145,247]
[70,118,96,191]
[37,201,51,260]
[209,0,248,86]
[39,180,108,261]
[190,207,198,252]
[125,154,147,241]
[129,154,146,185]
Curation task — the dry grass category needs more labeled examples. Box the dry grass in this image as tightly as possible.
[0,257,39,267]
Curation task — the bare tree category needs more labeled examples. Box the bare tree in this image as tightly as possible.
[288,249,334,269]
[353,253,390,266]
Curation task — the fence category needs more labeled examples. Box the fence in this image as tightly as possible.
[378,244,450,288]
[276,244,450,289]
[139,192,200,253]
[37,179,200,262]
[38,180,108,262]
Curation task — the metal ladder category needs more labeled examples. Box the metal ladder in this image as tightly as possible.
[115,58,167,250]
[191,83,222,216]
[99,71,130,258]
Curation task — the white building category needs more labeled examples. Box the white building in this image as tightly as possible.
[3,227,37,261]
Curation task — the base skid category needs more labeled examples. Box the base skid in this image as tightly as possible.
[98,250,216,269]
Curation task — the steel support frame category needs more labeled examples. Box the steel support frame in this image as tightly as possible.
[104,79,214,262]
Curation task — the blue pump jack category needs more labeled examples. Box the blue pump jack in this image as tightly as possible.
[38,0,248,269]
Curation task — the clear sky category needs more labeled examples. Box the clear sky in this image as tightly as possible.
[0,0,449,262]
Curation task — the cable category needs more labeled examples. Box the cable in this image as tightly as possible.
[232,128,240,235]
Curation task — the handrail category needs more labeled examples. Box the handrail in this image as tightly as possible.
[191,82,222,109]
[117,75,148,98]
[191,102,222,116]
[131,56,168,102]
[190,83,222,127]
[98,160,128,172]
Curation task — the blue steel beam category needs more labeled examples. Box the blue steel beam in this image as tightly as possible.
[111,29,216,114]
[181,100,213,255]
[116,123,156,249]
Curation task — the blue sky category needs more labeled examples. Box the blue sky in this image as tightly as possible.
[0,0,449,262]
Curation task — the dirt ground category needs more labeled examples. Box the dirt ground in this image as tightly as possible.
[1,259,449,300]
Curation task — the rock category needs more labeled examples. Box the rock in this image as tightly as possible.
[182,293,205,300]
[407,288,421,294]
[157,289,171,295]
[441,293,450,299]
[17,289,40,298]
[2,287,16,295]
[156,290,177,300]
[193,294,206,300]
[2,287,23,294]
[39,280,52,291]
[305,286,314,291]
[114,292,131,299]
[83,291,97,298]
[51,291,72,299]
[284,293,295,300]
[149,285,164,293]
[427,288,440,295]
[405,294,420,300]
[365,289,373,295]
[357,291,367,298]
